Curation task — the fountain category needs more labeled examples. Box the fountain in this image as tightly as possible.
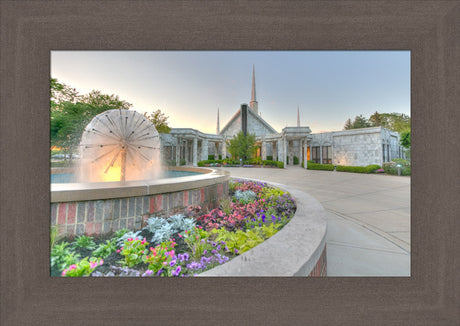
[51,109,230,238]
[79,109,162,182]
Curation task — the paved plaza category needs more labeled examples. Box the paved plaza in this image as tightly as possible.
[219,165,411,276]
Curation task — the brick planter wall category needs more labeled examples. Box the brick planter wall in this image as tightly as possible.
[308,244,327,277]
[51,180,229,238]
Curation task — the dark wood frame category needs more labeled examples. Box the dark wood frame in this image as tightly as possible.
[1,1,459,325]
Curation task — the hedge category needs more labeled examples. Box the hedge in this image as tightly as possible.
[197,159,223,167]
[306,162,334,171]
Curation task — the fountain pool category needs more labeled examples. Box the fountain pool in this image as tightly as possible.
[51,110,230,238]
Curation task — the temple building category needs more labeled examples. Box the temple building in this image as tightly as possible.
[160,66,406,168]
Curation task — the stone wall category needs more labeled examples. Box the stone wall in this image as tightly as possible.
[332,131,382,166]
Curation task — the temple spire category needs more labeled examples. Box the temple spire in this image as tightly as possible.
[216,108,220,134]
[249,64,258,114]
[297,105,300,127]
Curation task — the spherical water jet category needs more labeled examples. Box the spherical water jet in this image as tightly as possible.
[79,109,162,182]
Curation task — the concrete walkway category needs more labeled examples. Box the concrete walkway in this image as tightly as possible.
[217,165,410,276]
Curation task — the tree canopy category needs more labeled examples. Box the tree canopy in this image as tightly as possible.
[227,131,257,160]
[400,130,411,148]
[143,110,171,134]
[343,111,410,133]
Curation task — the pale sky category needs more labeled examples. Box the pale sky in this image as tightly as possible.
[51,51,410,134]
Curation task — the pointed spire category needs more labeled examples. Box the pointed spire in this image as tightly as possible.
[216,108,220,134]
[297,105,300,127]
[250,64,258,114]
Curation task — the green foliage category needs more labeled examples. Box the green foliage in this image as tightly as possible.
[336,165,368,173]
[119,237,149,267]
[400,130,411,148]
[266,155,273,161]
[113,228,130,239]
[51,242,81,272]
[307,162,334,171]
[366,164,382,173]
[208,155,215,160]
[227,131,257,160]
[248,157,263,165]
[260,223,281,238]
[212,228,264,254]
[143,109,171,133]
[180,159,186,166]
[276,161,284,168]
[262,160,280,167]
[72,235,96,250]
[383,159,411,176]
[344,114,371,130]
[164,160,176,166]
[50,226,58,249]
[293,156,299,165]
[50,78,133,155]
[344,111,411,133]
[92,239,117,258]
[181,228,212,261]
[142,240,177,275]
[61,257,103,277]
[197,159,223,167]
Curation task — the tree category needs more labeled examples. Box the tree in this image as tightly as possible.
[400,130,411,148]
[352,115,371,129]
[369,111,384,127]
[143,110,171,133]
[50,78,80,110]
[227,131,257,160]
[50,79,133,157]
[81,90,132,111]
[343,118,353,130]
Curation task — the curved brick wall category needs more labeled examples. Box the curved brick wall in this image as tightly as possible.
[50,168,229,238]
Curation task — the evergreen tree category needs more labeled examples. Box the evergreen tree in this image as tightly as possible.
[227,131,257,160]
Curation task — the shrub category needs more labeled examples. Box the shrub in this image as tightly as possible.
[118,237,149,267]
[276,161,284,168]
[164,160,176,166]
[366,164,381,173]
[266,155,273,161]
[180,159,186,166]
[249,157,262,165]
[336,165,368,173]
[208,155,215,160]
[197,159,223,167]
[293,156,299,165]
[307,162,334,171]
[383,159,411,176]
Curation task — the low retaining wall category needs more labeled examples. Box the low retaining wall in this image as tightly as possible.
[200,179,327,277]
[51,168,229,238]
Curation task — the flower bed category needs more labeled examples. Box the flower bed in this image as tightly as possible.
[50,179,296,277]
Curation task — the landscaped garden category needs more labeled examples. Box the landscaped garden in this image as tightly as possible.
[50,179,296,277]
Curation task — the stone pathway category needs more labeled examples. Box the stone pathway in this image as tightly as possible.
[218,165,411,276]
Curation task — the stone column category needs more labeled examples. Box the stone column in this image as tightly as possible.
[192,137,198,166]
[320,145,323,164]
[304,138,308,169]
[184,140,189,165]
[222,139,227,159]
[277,140,282,164]
[201,139,209,161]
[299,139,303,167]
[175,137,181,166]
[213,142,218,159]
[261,141,267,161]
[273,141,277,161]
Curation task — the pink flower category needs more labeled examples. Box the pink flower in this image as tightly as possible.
[127,238,132,242]
[100,260,104,265]
[116,249,120,253]
[178,234,182,238]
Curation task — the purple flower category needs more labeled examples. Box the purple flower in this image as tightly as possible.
[172,266,182,276]
[203,250,207,255]
[261,214,266,222]
[272,215,276,222]
[211,250,217,255]
[157,269,164,276]
[142,270,153,277]
[170,260,176,267]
